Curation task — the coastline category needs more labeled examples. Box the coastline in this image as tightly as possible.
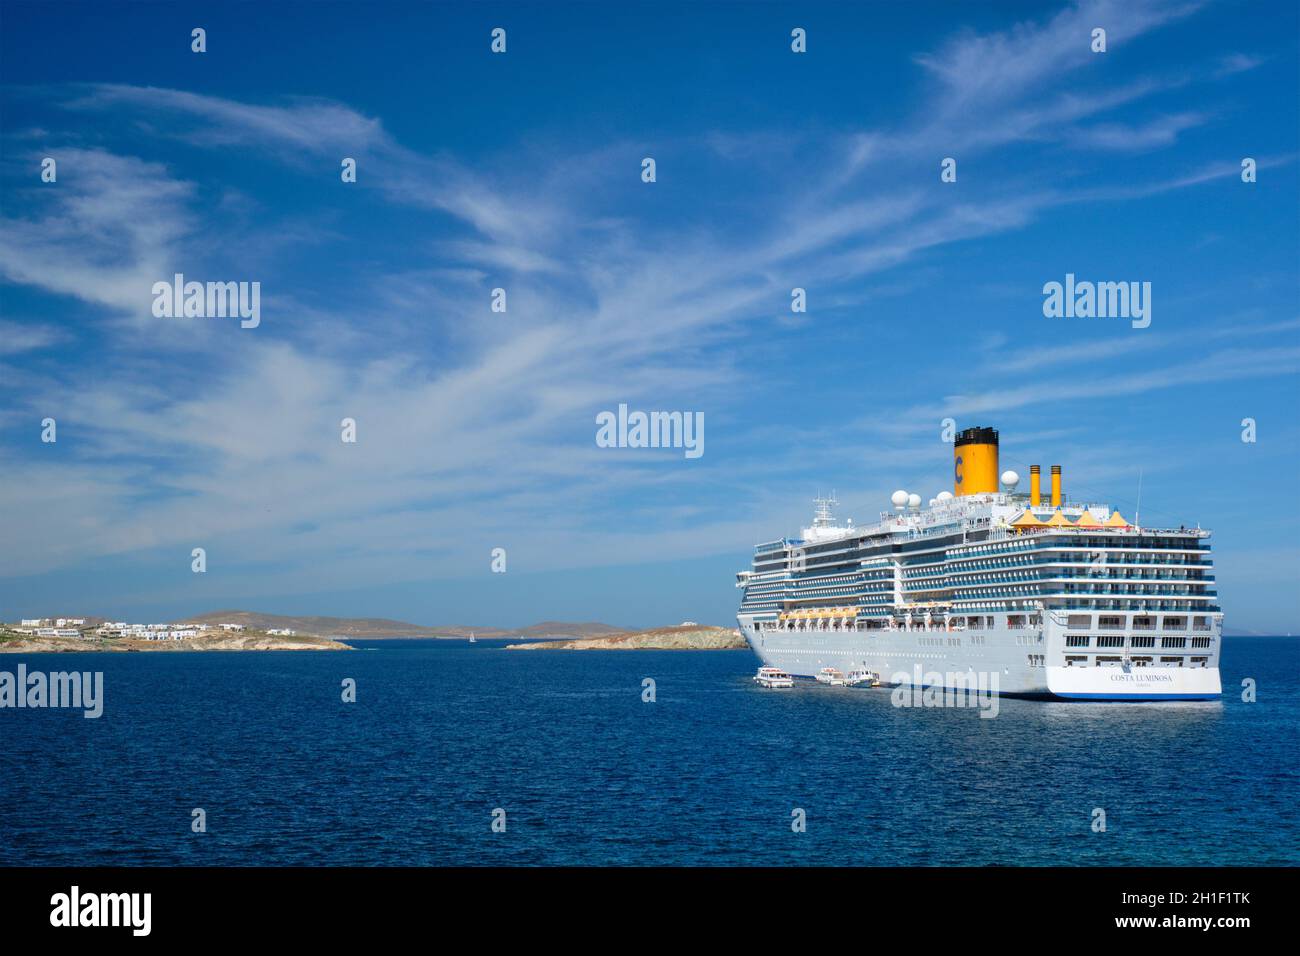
[505,625,745,651]
[0,616,743,653]
[0,631,351,653]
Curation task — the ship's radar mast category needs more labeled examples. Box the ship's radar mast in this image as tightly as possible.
[812,493,839,528]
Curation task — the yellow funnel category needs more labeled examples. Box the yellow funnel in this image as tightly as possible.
[954,426,999,496]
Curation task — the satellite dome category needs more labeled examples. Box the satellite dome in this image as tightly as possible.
[936,491,953,502]
[907,493,922,509]
[1001,470,1020,489]
[891,490,909,507]
[928,498,937,507]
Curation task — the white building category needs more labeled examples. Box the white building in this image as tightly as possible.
[267,628,296,636]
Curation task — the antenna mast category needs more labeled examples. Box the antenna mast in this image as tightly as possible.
[812,492,839,527]
[1135,469,1143,528]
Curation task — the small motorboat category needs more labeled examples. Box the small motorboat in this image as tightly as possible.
[815,667,848,686]
[754,666,794,688]
[846,669,880,687]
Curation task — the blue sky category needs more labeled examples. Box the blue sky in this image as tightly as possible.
[1,0,1297,631]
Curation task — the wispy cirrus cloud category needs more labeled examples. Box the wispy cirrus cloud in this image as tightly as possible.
[914,0,1204,108]
[1072,110,1208,150]
[0,318,65,355]
[0,149,195,320]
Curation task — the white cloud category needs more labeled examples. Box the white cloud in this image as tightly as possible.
[0,149,195,323]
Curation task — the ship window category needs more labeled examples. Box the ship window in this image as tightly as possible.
[1066,635,1091,648]
[1160,656,1183,666]
[1067,614,1092,629]
[1065,655,1087,666]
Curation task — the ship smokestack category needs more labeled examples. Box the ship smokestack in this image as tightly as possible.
[953,426,999,496]
[1030,465,1042,506]
[1051,464,1062,507]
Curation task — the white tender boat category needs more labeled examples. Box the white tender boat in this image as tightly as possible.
[815,667,848,686]
[754,666,794,688]
[846,669,881,687]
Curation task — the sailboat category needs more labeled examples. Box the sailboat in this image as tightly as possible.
[468,631,477,644]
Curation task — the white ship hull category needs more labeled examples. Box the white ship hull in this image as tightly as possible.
[738,615,1222,701]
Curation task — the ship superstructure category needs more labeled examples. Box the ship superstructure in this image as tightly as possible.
[736,427,1222,700]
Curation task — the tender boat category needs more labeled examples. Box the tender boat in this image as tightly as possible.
[846,669,881,687]
[754,666,794,688]
[815,667,848,686]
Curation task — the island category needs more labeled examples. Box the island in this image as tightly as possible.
[505,624,746,651]
[0,619,350,653]
[1,613,743,653]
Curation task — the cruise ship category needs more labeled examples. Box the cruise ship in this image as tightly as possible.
[736,427,1223,700]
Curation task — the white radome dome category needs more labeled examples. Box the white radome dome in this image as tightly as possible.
[936,491,953,502]
[891,490,909,507]
[928,498,937,507]
[907,493,922,509]
[1001,470,1020,489]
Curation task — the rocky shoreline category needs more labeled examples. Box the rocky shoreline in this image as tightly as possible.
[505,625,745,651]
[0,631,351,653]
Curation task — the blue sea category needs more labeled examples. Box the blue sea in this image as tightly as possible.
[1,637,1296,866]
